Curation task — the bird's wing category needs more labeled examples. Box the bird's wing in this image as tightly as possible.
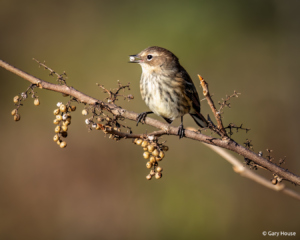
[175,67,201,112]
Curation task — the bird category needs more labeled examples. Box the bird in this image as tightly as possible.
[129,46,208,139]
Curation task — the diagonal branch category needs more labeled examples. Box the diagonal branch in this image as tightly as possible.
[205,144,300,201]
[1,59,300,201]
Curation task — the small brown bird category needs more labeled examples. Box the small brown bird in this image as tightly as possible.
[129,46,208,138]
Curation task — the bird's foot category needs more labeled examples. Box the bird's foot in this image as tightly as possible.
[178,123,185,139]
[136,112,151,126]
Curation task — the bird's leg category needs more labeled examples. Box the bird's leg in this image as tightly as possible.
[136,111,153,126]
[178,116,185,139]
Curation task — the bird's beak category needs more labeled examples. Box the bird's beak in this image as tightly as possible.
[128,54,143,63]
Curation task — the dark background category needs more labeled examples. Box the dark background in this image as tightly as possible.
[1,0,300,239]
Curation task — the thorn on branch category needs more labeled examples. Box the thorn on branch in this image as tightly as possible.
[244,157,258,170]
[279,157,286,166]
[266,149,274,162]
[244,139,253,150]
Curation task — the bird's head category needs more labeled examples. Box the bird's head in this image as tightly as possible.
[129,46,179,73]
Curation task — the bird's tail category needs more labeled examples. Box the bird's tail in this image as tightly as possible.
[190,112,208,128]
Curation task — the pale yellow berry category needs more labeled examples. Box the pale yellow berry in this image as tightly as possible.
[63,120,71,126]
[56,115,62,121]
[152,149,159,157]
[136,139,143,145]
[11,109,17,116]
[141,140,148,148]
[156,151,164,161]
[159,151,165,159]
[14,114,20,121]
[149,156,156,164]
[155,172,162,179]
[53,134,59,142]
[53,119,60,125]
[69,105,76,111]
[34,98,40,106]
[60,141,67,148]
[61,125,68,132]
[82,109,88,115]
[146,174,152,180]
[57,140,61,145]
[156,166,163,172]
[143,147,148,151]
[143,152,150,159]
[150,169,155,176]
[147,145,155,152]
[53,109,60,115]
[60,104,67,112]
[272,178,277,185]
[146,162,152,169]
[13,96,19,103]
[55,126,61,133]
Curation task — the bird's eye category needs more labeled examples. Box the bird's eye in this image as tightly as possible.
[147,55,153,61]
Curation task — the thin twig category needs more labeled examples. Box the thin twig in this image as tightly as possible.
[33,58,67,84]
[218,91,240,113]
[198,75,228,137]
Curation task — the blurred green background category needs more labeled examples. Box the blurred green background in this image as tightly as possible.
[1,0,300,239]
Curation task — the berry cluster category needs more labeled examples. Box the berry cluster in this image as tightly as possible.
[52,102,76,148]
[11,84,40,122]
[133,138,169,180]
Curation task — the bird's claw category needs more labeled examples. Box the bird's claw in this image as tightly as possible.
[136,112,148,126]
